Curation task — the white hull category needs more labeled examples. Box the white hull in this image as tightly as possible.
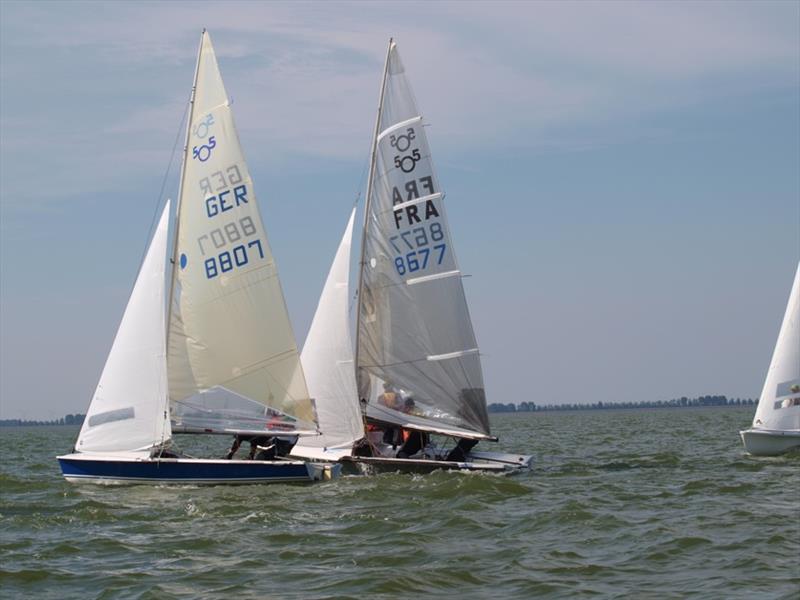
[291,443,533,474]
[739,428,800,456]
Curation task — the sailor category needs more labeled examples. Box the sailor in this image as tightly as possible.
[402,397,422,416]
[378,381,400,410]
[396,429,429,458]
[226,434,275,460]
[396,396,429,458]
[445,438,479,462]
[225,434,247,459]
[247,436,275,460]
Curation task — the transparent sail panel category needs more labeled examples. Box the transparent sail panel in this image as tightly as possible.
[753,262,800,432]
[171,385,318,435]
[167,32,317,433]
[77,202,171,452]
[357,43,490,436]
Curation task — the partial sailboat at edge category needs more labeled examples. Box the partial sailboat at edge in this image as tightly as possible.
[740,262,800,456]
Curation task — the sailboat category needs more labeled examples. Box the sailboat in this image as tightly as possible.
[58,30,338,484]
[740,262,800,456]
[293,40,532,473]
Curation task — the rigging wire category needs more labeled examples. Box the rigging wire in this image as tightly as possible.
[153,99,190,457]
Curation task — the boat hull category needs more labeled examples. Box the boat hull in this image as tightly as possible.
[57,454,339,485]
[739,428,800,456]
[341,450,533,475]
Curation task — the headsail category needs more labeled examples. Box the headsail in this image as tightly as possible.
[77,201,171,453]
[355,41,491,439]
[167,31,317,436]
[751,262,800,432]
[298,208,363,449]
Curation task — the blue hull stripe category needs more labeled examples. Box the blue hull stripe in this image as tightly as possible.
[59,458,312,484]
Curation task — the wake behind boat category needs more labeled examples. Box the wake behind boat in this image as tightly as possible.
[58,30,339,484]
[740,262,800,456]
[292,39,532,474]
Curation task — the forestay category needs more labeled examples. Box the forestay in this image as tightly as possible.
[167,31,317,436]
[751,262,800,432]
[77,202,171,453]
[356,42,491,438]
[298,208,363,450]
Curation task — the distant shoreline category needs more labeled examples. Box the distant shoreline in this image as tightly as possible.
[0,399,756,424]
[0,414,85,427]
[489,395,756,413]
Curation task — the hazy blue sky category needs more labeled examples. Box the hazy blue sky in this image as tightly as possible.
[1,1,798,419]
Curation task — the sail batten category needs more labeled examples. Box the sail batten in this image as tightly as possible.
[387,192,443,213]
[377,116,423,141]
[406,270,461,286]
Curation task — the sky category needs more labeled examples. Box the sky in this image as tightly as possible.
[1,0,798,420]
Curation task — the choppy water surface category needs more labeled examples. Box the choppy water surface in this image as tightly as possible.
[1,407,798,599]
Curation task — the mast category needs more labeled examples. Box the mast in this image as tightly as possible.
[353,37,393,408]
[166,29,205,349]
[160,29,204,440]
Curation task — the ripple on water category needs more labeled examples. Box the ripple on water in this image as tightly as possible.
[1,410,798,599]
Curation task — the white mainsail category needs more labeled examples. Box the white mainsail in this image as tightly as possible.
[355,41,492,439]
[750,262,800,433]
[77,201,171,454]
[167,31,317,436]
[297,208,363,450]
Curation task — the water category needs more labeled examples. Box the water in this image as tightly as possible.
[1,407,797,599]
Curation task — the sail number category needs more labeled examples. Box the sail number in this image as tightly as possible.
[204,239,264,279]
[198,216,266,279]
[389,222,446,276]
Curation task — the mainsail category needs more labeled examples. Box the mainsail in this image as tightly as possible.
[77,201,171,453]
[751,262,800,432]
[355,41,492,439]
[298,208,363,450]
[167,31,317,436]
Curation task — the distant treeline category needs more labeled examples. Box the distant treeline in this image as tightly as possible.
[488,396,756,413]
[0,414,86,427]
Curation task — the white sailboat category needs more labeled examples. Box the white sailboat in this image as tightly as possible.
[294,39,532,473]
[58,30,338,484]
[740,262,800,456]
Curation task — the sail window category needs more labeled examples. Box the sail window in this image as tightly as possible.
[776,380,800,397]
[88,407,135,427]
[773,396,800,410]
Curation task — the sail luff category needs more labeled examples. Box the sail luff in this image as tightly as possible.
[166,29,205,352]
[354,37,394,405]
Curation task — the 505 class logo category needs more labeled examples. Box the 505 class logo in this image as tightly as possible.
[192,136,217,162]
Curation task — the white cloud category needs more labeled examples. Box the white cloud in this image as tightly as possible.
[1,0,797,206]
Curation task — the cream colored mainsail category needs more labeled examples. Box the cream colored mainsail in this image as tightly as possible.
[167,31,316,435]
